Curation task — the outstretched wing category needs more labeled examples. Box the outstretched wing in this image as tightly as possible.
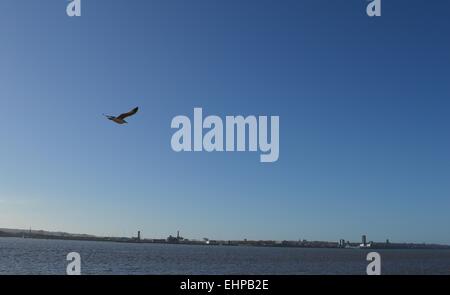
[117,107,139,120]
[103,114,116,120]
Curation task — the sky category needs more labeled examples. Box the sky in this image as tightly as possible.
[0,0,449,244]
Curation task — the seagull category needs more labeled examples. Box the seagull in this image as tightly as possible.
[103,107,139,124]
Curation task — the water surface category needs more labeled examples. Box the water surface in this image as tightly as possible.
[0,238,449,275]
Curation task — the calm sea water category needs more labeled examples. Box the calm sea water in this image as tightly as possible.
[0,237,449,275]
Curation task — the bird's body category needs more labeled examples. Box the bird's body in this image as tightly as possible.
[105,116,128,124]
[104,107,139,124]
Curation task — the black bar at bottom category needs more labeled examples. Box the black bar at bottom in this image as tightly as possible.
[0,275,448,293]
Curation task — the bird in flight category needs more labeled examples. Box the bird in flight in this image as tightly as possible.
[103,107,139,124]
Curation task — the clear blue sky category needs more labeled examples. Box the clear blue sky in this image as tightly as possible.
[0,0,449,244]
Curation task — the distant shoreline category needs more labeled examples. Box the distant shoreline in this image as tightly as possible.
[1,228,449,250]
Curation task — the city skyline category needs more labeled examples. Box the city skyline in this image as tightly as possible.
[2,227,449,248]
[0,1,449,244]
